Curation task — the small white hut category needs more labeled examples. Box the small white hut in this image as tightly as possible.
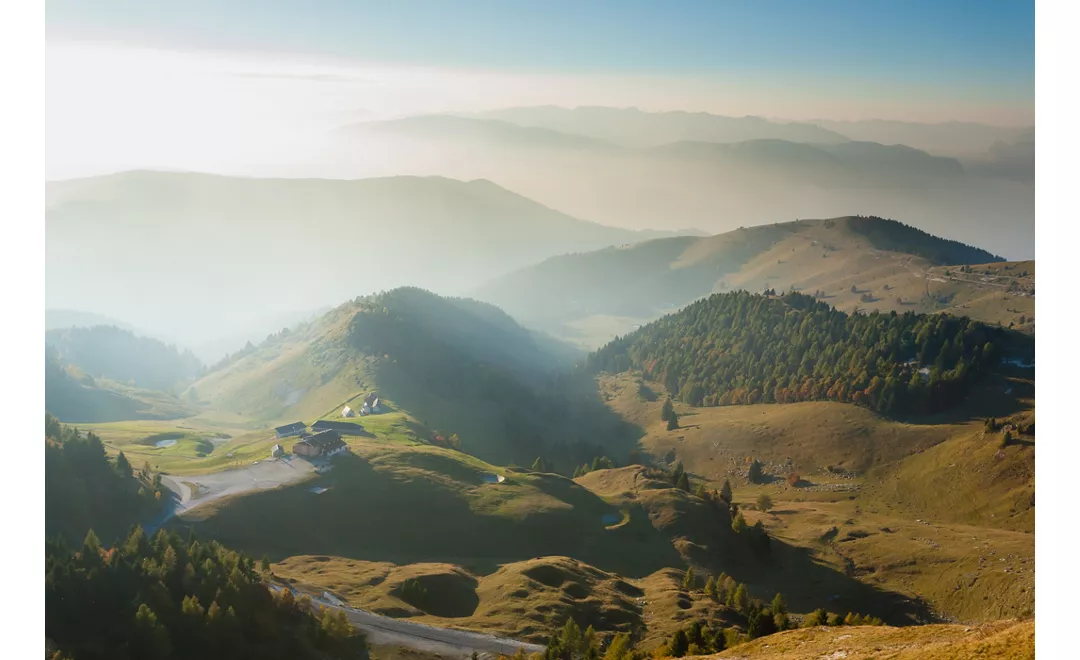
[342,405,355,418]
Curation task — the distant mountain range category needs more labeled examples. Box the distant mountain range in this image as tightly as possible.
[337,112,1033,257]
[46,171,693,345]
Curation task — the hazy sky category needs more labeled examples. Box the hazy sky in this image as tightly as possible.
[47,1,1034,180]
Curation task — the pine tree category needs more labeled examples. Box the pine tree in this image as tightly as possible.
[676,471,691,492]
[695,483,708,499]
[681,566,696,591]
[748,459,764,484]
[803,609,828,627]
[661,398,674,422]
[703,575,716,600]
[667,629,689,658]
[115,451,133,480]
[732,584,750,615]
[731,512,748,534]
[720,479,733,505]
[261,554,271,573]
[667,411,680,431]
[770,592,787,616]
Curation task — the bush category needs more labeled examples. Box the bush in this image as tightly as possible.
[786,473,801,487]
[756,493,773,512]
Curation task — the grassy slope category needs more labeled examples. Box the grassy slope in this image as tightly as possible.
[478,218,1034,348]
[272,555,736,648]
[711,619,1033,660]
[599,373,1034,624]
[177,441,714,580]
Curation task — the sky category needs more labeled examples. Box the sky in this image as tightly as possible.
[46,1,1035,180]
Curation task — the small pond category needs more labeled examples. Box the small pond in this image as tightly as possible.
[155,439,178,448]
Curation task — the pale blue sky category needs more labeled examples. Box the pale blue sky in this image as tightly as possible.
[47,1,1033,124]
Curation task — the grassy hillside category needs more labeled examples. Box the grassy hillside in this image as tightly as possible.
[190,288,634,467]
[273,554,737,648]
[46,345,192,423]
[180,436,936,634]
[476,217,1028,347]
[711,618,1033,659]
[45,171,673,342]
[598,372,1034,624]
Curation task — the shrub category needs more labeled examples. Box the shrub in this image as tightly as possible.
[786,473,801,487]
[756,493,773,512]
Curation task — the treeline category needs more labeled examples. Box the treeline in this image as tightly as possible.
[845,216,1003,265]
[587,291,1028,415]
[46,528,365,660]
[46,326,205,392]
[509,586,883,660]
[45,413,165,544]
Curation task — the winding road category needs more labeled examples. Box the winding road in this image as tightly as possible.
[272,585,545,658]
[145,459,544,658]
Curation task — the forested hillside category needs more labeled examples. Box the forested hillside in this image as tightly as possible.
[45,346,192,423]
[44,413,366,660]
[45,413,165,544]
[587,291,1030,415]
[46,325,204,392]
[845,216,1003,265]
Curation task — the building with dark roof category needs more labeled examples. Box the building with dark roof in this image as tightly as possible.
[274,422,307,438]
[311,420,367,435]
[293,429,347,458]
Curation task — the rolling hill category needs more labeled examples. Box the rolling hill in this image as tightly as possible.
[45,171,686,344]
[475,216,1025,347]
[189,287,633,466]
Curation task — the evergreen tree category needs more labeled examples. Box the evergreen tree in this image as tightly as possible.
[720,479,733,505]
[732,584,750,615]
[661,398,674,422]
[748,459,764,484]
[676,471,691,492]
[771,592,787,616]
[803,609,828,627]
[731,512,748,534]
[667,629,689,658]
[682,566,696,591]
[667,411,680,431]
[703,575,717,600]
[695,483,708,499]
[115,451,133,480]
